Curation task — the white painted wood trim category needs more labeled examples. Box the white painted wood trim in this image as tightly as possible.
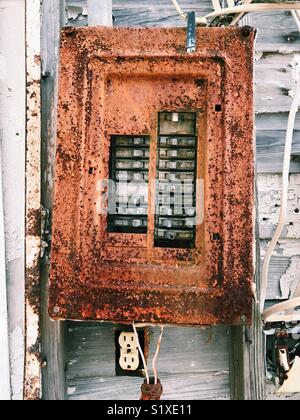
[87,0,112,26]
[0,0,26,401]
[0,145,11,400]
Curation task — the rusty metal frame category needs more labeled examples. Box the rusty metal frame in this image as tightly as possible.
[49,27,255,326]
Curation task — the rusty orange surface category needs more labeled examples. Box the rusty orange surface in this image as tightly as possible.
[49,26,256,325]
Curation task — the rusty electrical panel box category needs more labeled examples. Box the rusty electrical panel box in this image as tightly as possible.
[49,27,256,326]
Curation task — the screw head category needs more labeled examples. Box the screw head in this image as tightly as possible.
[241,26,252,37]
[41,360,47,369]
[241,315,247,324]
[53,306,60,314]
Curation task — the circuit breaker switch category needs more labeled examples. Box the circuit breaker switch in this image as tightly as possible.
[171,113,179,122]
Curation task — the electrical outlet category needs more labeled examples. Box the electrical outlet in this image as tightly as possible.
[119,352,140,371]
[118,332,137,349]
[119,332,139,371]
[115,327,148,377]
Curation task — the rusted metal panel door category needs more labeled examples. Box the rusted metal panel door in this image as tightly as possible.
[49,27,255,326]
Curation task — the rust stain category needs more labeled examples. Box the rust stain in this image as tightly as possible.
[26,264,41,316]
[49,27,255,326]
[26,208,41,237]
[34,54,41,66]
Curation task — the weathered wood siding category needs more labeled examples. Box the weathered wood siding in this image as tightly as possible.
[41,0,66,401]
[67,324,230,400]
[58,0,300,400]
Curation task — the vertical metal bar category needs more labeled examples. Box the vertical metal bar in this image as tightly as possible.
[186,12,196,53]
[87,0,113,27]
[24,0,42,400]
[0,135,11,400]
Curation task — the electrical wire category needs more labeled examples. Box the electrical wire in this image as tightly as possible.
[203,3,300,20]
[171,1,300,26]
[292,10,300,32]
[229,0,253,27]
[133,323,165,385]
[261,8,300,322]
[152,326,164,385]
[212,0,222,11]
[260,76,300,314]
[171,0,187,21]
[261,59,300,323]
[263,297,300,323]
[132,323,150,384]
[171,0,207,25]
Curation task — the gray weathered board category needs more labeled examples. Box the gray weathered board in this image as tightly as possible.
[67,323,230,400]
[39,0,300,400]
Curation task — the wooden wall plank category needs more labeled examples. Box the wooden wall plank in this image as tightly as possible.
[229,193,265,401]
[260,238,300,302]
[263,256,291,300]
[67,323,230,379]
[148,326,229,375]
[66,322,230,400]
[254,52,300,114]
[258,171,300,306]
[67,0,300,51]
[87,0,112,26]
[258,174,300,239]
[256,130,300,173]
[255,53,300,114]
[41,0,66,400]
[68,372,230,400]
[256,113,300,131]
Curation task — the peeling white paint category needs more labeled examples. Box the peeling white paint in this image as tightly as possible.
[290,53,300,76]
[9,327,24,400]
[26,237,40,267]
[0,138,10,400]
[258,174,300,240]
[279,256,300,299]
[255,50,263,62]
[278,240,300,257]
[67,4,87,20]
[67,387,77,395]
[278,46,294,54]
[0,54,6,79]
